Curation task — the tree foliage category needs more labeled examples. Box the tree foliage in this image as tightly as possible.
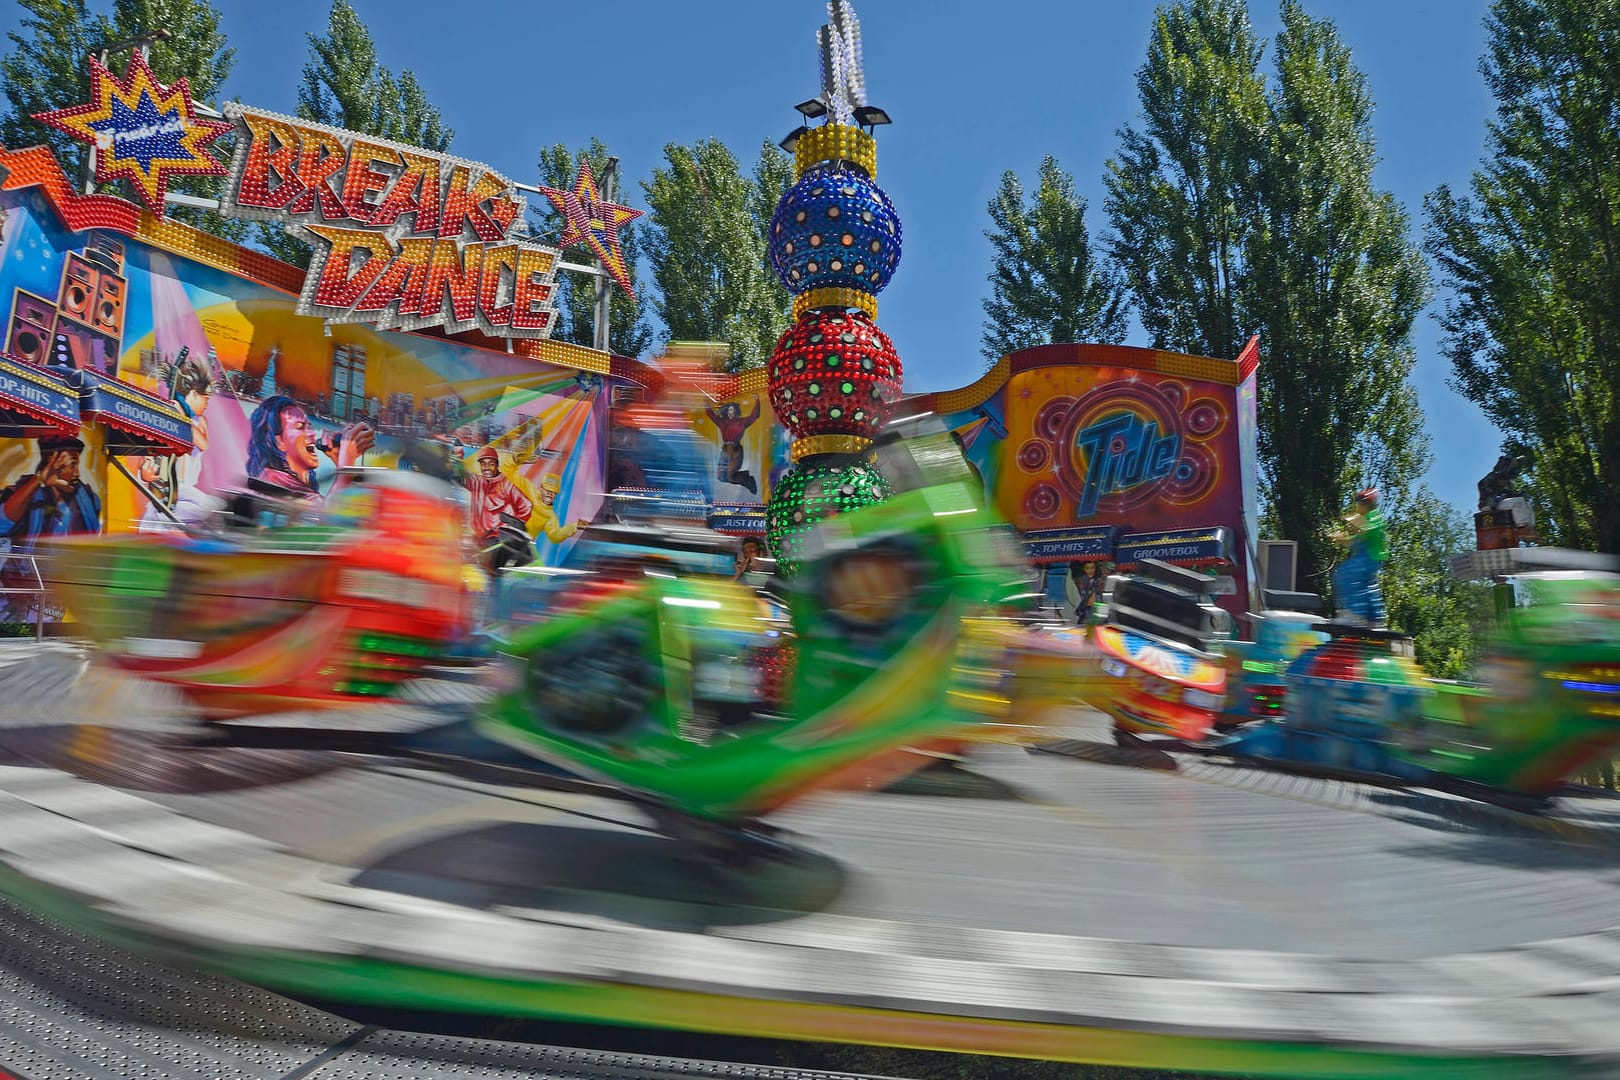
[1,0,242,237]
[295,0,450,150]
[749,140,795,350]
[981,156,1128,365]
[1381,490,1493,678]
[1,0,102,177]
[1106,0,1429,596]
[1105,0,1267,364]
[1425,0,1620,553]
[641,138,793,373]
[1257,0,1431,595]
[260,0,454,266]
[534,139,652,359]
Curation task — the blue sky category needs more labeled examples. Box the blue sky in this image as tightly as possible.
[4,0,1503,517]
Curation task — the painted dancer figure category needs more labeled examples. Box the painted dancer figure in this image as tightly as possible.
[706,397,761,494]
[0,436,100,622]
[1332,488,1387,626]
[462,447,534,575]
[0,436,101,548]
[530,472,589,545]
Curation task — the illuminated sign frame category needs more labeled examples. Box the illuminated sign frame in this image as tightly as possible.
[32,51,231,215]
[218,105,561,340]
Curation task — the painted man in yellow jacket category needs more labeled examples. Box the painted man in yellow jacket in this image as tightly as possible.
[529,472,589,545]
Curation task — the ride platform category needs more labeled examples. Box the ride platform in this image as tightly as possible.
[2,643,1620,1077]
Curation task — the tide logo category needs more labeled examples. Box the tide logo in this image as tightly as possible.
[1073,411,1181,517]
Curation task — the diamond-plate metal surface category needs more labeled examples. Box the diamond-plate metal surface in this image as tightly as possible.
[323,1030,885,1080]
[0,897,899,1080]
[0,895,356,1079]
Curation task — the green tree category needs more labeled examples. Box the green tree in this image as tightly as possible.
[260,0,454,266]
[535,139,652,358]
[1380,490,1492,678]
[642,138,792,373]
[749,139,795,350]
[113,0,238,238]
[1,0,102,178]
[1425,0,1620,553]
[1104,0,1267,364]
[111,0,232,108]
[1251,1,1431,595]
[295,0,450,149]
[1,0,241,237]
[1107,0,1430,597]
[981,156,1128,365]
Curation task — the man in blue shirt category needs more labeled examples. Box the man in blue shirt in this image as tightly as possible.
[1,435,103,551]
[1,436,101,623]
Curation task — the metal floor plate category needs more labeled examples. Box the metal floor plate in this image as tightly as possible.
[0,897,892,1080]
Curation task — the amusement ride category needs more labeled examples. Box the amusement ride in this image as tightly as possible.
[0,2,1616,1078]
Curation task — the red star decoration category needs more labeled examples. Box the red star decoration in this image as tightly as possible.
[33,51,230,215]
[539,160,642,301]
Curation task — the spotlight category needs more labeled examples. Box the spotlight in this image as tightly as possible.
[853,105,892,128]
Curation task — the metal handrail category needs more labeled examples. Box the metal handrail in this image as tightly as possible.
[0,552,49,640]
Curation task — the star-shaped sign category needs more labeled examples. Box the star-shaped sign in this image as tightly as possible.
[34,50,231,215]
[538,160,643,301]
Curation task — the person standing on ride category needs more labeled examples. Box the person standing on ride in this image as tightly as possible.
[1332,488,1388,626]
[1066,559,1105,626]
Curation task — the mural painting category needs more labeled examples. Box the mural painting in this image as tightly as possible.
[0,183,606,622]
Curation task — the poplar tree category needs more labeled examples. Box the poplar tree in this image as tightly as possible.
[1105,0,1266,364]
[0,0,240,236]
[0,0,102,177]
[981,156,1127,365]
[535,139,652,358]
[1426,0,1620,553]
[1106,0,1429,599]
[750,139,796,357]
[1248,0,1429,593]
[260,0,454,266]
[642,138,793,373]
[294,0,450,151]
